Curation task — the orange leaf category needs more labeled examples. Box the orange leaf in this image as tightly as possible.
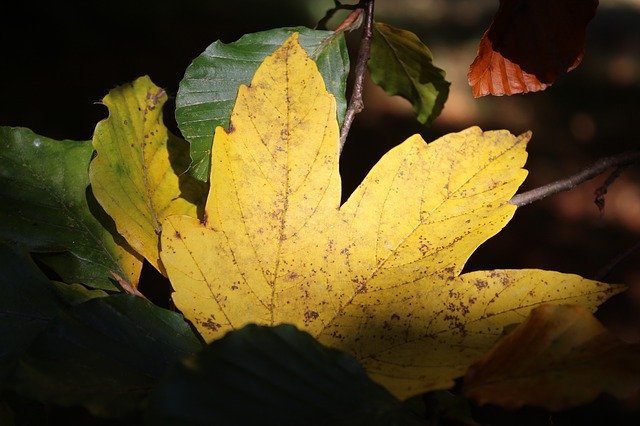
[463,304,640,411]
[468,0,598,97]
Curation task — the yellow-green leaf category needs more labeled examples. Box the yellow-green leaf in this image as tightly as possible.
[463,304,640,411]
[90,76,205,273]
[160,34,621,399]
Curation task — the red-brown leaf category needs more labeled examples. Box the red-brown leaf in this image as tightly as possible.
[468,0,599,97]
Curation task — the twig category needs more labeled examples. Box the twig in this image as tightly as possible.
[594,165,627,216]
[510,151,640,207]
[339,0,375,153]
[334,8,364,33]
[316,1,359,30]
[594,239,640,281]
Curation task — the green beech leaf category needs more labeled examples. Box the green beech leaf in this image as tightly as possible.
[147,324,423,425]
[176,26,349,181]
[0,127,142,290]
[0,244,61,379]
[369,22,450,125]
[0,243,202,417]
[10,296,203,417]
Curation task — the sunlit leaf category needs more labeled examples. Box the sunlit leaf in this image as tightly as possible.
[369,22,450,125]
[161,34,621,399]
[0,127,142,290]
[90,76,206,274]
[463,304,640,411]
[176,26,350,181]
[468,0,599,97]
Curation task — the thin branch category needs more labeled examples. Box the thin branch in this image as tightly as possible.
[510,151,640,207]
[339,0,375,153]
[594,165,627,215]
[594,239,640,281]
[316,1,358,30]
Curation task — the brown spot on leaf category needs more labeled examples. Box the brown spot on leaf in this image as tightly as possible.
[146,89,166,109]
[304,310,319,323]
[474,279,488,290]
[202,316,222,331]
[174,231,182,240]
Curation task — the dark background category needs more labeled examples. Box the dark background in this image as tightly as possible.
[1,0,639,334]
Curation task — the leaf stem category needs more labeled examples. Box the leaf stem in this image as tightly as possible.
[339,0,375,153]
[510,151,640,207]
[316,1,359,30]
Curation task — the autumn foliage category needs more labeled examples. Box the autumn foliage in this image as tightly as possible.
[468,0,599,97]
[1,1,638,423]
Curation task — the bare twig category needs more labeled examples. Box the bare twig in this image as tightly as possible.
[510,151,640,207]
[339,0,375,152]
[594,239,640,281]
[594,165,627,216]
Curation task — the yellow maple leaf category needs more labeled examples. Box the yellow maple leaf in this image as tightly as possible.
[90,76,205,275]
[160,34,621,398]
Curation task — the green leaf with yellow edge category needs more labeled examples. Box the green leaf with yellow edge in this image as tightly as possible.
[463,304,640,411]
[0,127,142,290]
[160,34,621,399]
[90,76,206,274]
[369,22,450,125]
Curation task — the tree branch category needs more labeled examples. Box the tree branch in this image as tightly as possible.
[339,0,375,153]
[510,151,640,207]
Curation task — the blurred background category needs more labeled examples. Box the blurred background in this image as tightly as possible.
[1,0,639,338]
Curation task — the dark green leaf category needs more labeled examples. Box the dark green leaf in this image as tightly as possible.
[9,295,202,417]
[0,127,142,290]
[369,22,450,125]
[50,282,108,305]
[0,243,202,417]
[147,324,423,425]
[0,244,61,379]
[0,400,15,425]
[176,27,349,181]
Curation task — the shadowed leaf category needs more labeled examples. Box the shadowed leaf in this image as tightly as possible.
[463,304,640,411]
[468,0,599,97]
[147,324,424,425]
[0,127,142,290]
[0,244,202,417]
[369,22,449,125]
